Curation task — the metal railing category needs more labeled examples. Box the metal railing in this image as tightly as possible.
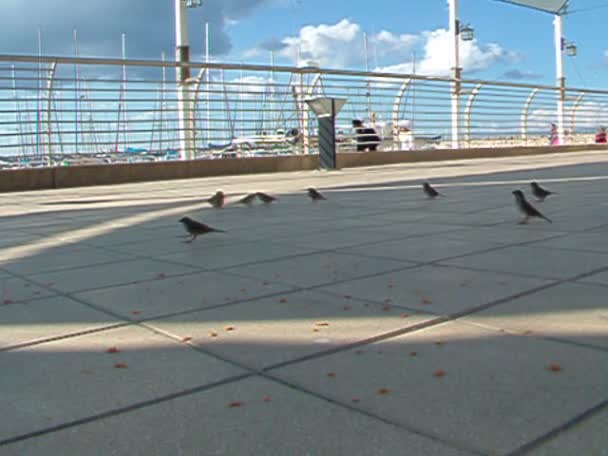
[1,54,608,168]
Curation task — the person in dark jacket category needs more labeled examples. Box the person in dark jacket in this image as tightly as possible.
[352,119,381,151]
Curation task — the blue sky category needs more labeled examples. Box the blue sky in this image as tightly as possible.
[1,0,607,88]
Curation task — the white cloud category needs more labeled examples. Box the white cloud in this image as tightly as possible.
[247,19,419,69]
[376,28,519,77]
[247,19,518,77]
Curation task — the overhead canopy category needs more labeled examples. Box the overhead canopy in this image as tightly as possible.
[494,0,569,14]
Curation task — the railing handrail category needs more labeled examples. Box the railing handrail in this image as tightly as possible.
[2,53,607,96]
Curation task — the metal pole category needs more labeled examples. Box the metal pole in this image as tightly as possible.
[175,0,195,160]
[554,14,566,145]
[449,0,461,149]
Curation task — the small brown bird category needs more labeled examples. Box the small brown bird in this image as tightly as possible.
[512,190,552,224]
[179,217,226,243]
[422,182,443,199]
[236,193,257,206]
[207,191,225,208]
[256,192,277,204]
[307,187,326,201]
[530,182,556,202]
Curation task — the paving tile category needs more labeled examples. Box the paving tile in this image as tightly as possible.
[156,242,316,271]
[0,296,121,350]
[149,290,435,369]
[271,321,608,455]
[0,276,56,303]
[338,236,501,263]
[524,408,608,456]
[462,282,608,349]
[442,245,608,280]
[0,245,130,275]
[317,264,551,316]
[75,271,298,321]
[30,259,198,294]
[0,376,474,456]
[0,326,245,441]
[224,252,416,288]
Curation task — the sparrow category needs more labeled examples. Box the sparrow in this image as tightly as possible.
[422,182,443,199]
[530,182,556,202]
[256,192,277,204]
[236,193,257,206]
[179,217,226,243]
[307,187,326,201]
[512,190,552,224]
[207,191,225,208]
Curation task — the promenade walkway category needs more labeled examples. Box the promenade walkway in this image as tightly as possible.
[1,150,607,455]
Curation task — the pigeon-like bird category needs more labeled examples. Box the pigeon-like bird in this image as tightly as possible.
[512,190,552,224]
[236,193,257,206]
[422,182,443,199]
[179,217,226,243]
[256,192,277,204]
[530,182,556,202]
[307,187,326,201]
[207,191,225,208]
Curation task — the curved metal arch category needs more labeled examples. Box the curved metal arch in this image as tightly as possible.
[464,83,484,145]
[390,78,412,144]
[191,67,208,139]
[45,61,57,163]
[569,92,585,137]
[306,73,324,98]
[520,88,539,142]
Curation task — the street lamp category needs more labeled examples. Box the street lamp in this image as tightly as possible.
[460,24,475,42]
[564,41,577,56]
[175,0,203,160]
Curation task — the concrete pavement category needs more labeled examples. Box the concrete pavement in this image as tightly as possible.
[1,150,607,455]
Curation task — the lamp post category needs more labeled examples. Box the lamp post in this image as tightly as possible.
[448,0,474,149]
[175,0,202,160]
[554,12,577,146]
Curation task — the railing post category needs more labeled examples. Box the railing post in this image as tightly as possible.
[520,88,539,144]
[464,83,483,146]
[46,62,57,166]
[569,92,585,140]
[391,78,412,147]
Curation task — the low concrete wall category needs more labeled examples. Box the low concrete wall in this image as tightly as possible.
[0,144,605,193]
[52,154,320,189]
[0,167,55,192]
[336,144,608,168]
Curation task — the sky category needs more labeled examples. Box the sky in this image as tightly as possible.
[0,0,607,88]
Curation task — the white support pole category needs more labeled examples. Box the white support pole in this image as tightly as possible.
[554,14,566,145]
[175,0,195,160]
[449,0,461,149]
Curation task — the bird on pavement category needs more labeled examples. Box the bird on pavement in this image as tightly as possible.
[236,193,258,206]
[179,217,226,243]
[207,191,225,208]
[256,192,278,204]
[422,182,443,199]
[512,190,552,224]
[307,187,326,201]
[530,181,556,202]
